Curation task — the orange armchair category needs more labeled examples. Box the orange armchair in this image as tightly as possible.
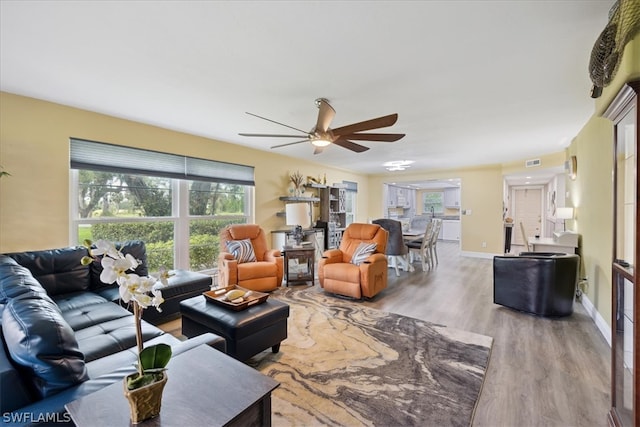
[218,224,284,291]
[318,223,388,299]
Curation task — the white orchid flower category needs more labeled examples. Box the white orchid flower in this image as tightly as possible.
[91,239,120,259]
[153,265,173,287]
[118,273,142,304]
[151,284,165,311]
[100,256,136,284]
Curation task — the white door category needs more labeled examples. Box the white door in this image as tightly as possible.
[512,187,543,246]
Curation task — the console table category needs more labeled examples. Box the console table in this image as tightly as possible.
[528,236,578,254]
[65,345,279,426]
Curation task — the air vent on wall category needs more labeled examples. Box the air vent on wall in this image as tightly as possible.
[525,158,541,168]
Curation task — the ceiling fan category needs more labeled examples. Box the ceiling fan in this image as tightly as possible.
[239,98,405,154]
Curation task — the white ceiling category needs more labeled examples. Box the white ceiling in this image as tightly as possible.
[0,1,613,175]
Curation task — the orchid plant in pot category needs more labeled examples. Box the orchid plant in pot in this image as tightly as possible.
[81,239,172,423]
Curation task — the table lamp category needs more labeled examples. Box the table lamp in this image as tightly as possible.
[286,203,310,246]
[556,207,574,231]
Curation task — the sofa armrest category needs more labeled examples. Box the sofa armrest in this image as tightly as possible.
[359,253,388,298]
[264,249,281,260]
[218,254,238,287]
[219,252,235,261]
[0,339,34,414]
[320,249,342,263]
[171,332,226,354]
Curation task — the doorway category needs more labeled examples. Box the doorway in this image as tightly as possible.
[511,186,544,246]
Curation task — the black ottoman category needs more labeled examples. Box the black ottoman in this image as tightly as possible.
[180,295,289,361]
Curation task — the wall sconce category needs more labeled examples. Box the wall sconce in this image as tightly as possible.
[285,203,310,246]
[556,207,574,231]
[565,156,577,180]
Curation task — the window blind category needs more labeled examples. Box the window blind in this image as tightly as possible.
[342,180,358,192]
[70,138,255,186]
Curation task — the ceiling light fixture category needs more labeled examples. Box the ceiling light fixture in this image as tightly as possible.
[383,160,414,171]
[311,137,332,147]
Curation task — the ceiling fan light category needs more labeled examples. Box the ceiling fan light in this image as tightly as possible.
[311,138,331,147]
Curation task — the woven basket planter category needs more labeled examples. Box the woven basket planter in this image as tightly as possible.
[123,372,167,423]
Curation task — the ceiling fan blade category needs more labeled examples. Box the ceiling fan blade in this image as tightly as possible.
[315,99,335,133]
[332,138,370,153]
[339,133,405,142]
[245,112,309,134]
[239,133,307,138]
[313,145,325,155]
[270,139,309,149]
[331,113,399,136]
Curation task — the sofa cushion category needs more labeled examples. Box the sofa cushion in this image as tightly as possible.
[54,293,132,331]
[2,294,89,399]
[0,255,48,304]
[75,316,165,363]
[6,246,91,296]
[53,291,110,313]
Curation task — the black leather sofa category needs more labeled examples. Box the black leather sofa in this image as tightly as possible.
[0,242,225,425]
[493,252,580,317]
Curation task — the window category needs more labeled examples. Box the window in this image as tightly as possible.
[70,139,254,273]
[423,191,444,214]
[342,181,358,226]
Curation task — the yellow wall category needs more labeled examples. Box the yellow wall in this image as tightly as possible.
[565,33,640,327]
[567,116,614,325]
[0,92,367,252]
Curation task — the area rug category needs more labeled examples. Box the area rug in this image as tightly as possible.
[247,288,493,427]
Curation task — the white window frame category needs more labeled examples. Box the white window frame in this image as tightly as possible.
[69,170,254,272]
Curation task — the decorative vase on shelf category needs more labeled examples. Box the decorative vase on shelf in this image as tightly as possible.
[123,372,167,423]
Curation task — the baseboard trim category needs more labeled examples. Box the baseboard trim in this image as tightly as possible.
[581,293,611,347]
[460,251,498,260]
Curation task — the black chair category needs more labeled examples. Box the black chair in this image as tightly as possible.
[372,218,411,275]
[493,252,579,317]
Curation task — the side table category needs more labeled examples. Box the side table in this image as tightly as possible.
[65,345,279,426]
[283,245,315,286]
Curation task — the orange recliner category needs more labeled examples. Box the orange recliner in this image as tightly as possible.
[318,223,388,299]
[218,224,284,291]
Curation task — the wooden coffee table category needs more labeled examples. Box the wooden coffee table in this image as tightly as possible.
[65,345,279,426]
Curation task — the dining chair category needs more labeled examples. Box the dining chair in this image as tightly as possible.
[406,220,434,272]
[372,218,412,276]
[426,219,443,267]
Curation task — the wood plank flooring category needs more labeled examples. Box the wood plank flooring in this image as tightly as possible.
[162,242,611,426]
[357,242,611,427]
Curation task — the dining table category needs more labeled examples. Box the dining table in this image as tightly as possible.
[402,229,424,241]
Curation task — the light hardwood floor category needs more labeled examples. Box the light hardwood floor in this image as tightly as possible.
[358,242,610,427]
[162,242,611,426]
